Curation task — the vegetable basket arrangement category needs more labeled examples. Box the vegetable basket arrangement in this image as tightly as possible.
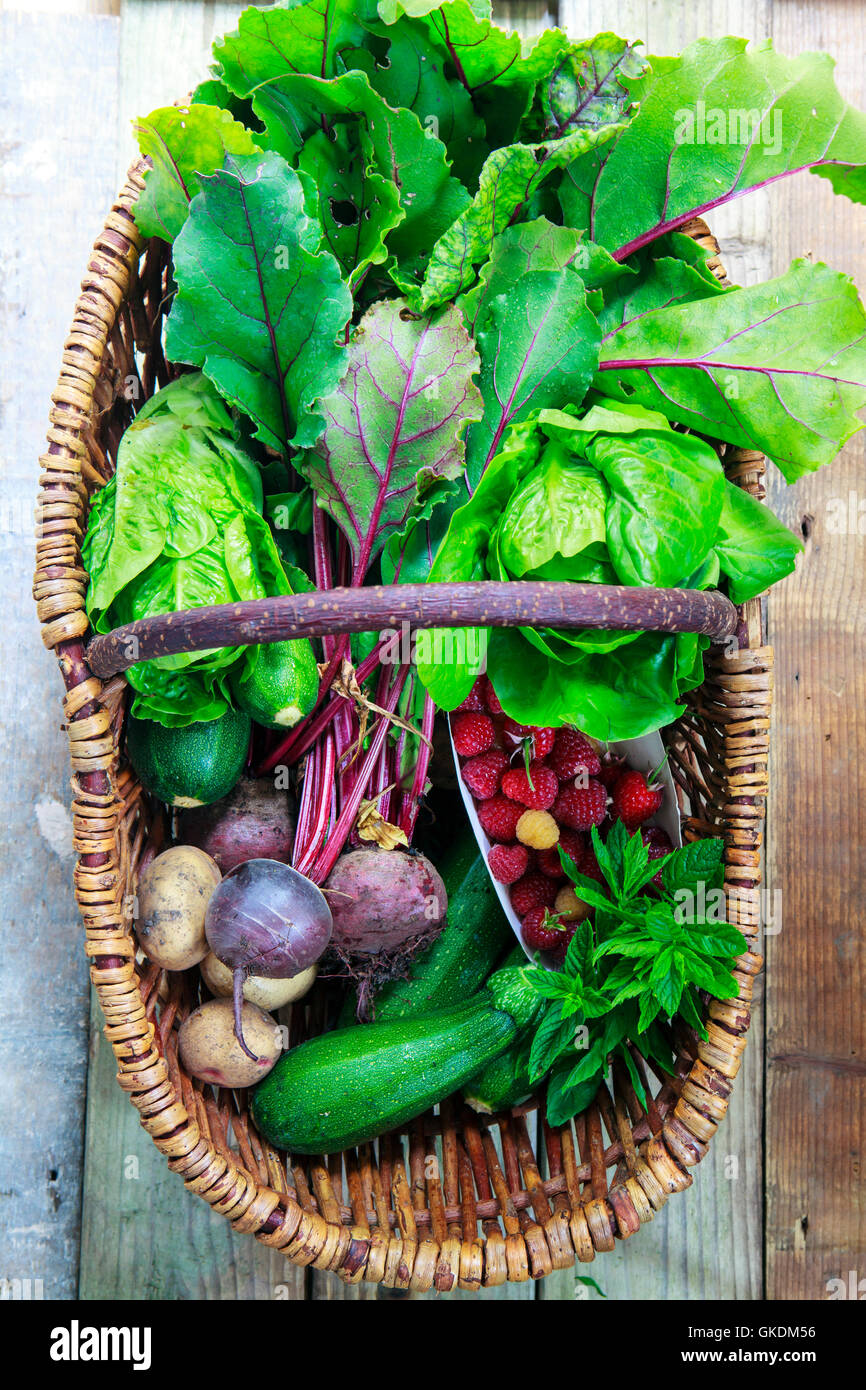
[35,1,866,1291]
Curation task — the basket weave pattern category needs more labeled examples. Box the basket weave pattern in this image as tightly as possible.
[33,160,771,1290]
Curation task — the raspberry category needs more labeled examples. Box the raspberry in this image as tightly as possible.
[451,710,495,757]
[642,826,673,888]
[487,843,530,884]
[554,884,593,923]
[477,794,523,842]
[460,748,508,800]
[510,872,558,917]
[597,751,627,790]
[501,761,559,810]
[537,828,584,877]
[482,677,504,716]
[516,809,559,850]
[521,906,568,954]
[456,676,486,712]
[502,718,556,759]
[579,848,607,886]
[611,770,663,829]
[550,727,601,780]
[552,779,608,831]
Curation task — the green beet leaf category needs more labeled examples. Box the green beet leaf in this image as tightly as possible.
[536,32,648,138]
[416,123,624,311]
[596,258,866,480]
[214,1,378,87]
[589,37,866,257]
[299,298,483,580]
[134,103,262,243]
[297,125,403,290]
[467,266,601,487]
[167,151,352,452]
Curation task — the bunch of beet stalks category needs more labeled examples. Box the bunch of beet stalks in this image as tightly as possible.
[255,508,435,886]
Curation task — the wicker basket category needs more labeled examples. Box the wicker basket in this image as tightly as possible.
[33,159,771,1292]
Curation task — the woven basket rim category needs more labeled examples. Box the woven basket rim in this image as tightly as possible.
[33,156,771,1291]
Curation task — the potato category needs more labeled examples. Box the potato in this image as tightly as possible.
[178,997,283,1088]
[136,845,221,971]
[200,951,317,1010]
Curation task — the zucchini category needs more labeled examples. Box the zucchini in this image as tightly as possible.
[126,707,250,808]
[230,638,318,730]
[338,833,513,1024]
[251,965,541,1154]
[463,1036,534,1114]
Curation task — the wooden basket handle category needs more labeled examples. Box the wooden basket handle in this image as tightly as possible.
[85,581,738,679]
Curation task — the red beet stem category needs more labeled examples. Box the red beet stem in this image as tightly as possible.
[232,967,261,1063]
[256,641,385,775]
[399,692,436,837]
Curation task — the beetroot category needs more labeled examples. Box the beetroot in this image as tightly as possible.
[325,848,447,1015]
[179,777,295,874]
[204,858,331,1059]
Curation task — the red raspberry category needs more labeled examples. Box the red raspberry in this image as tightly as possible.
[482,677,504,716]
[550,727,600,780]
[502,718,555,759]
[477,795,523,842]
[642,826,673,889]
[552,779,608,831]
[460,748,508,800]
[510,872,558,917]
[537,828,584,877]
[597,751,627,790]
[501,760,559,810]
[642,825,673,850]
[521,906,567,954]
[611,770,663,829]
[579,849,608,887]
[487,843,530,884]
[451,710,495,757]
[456,676,486,712]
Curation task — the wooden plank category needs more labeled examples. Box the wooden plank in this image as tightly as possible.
[0,8,121,1303]
[763,0,866,1303]
[76,0,305,1304]
[541,0,773,1303]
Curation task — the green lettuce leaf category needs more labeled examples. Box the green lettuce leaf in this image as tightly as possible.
[714,478,802,602]
[167,151,352,452]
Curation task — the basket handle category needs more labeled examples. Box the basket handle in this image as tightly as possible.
[85,581,738,679]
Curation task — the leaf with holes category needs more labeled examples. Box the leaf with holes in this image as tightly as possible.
[537,33,648,138]
[167,151,352,452]
[595,258,866,480]
[297,125,403,290]
[133,103,261,242]
[299,298,483,580]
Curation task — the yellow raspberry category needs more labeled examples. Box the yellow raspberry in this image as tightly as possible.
[554,884,593,922]
[516,809,559,850]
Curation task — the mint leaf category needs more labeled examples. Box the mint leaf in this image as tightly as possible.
[528,1005,577,1083]
[546,1063,603,1128]
[301,298,482,577]
[167,152,351,452]
[662,837,725,896]
[596,259,866,481]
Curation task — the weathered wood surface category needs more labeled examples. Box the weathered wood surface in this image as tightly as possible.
[762,0,866,1305]
[3,0,862,1303]
[0,8,121,1303]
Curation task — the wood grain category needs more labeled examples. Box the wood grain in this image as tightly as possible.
[763,0,866,1304]
[0,8,121,1303]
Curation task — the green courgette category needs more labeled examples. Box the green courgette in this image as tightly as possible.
[338,833,513,1025]
[463,1035,534,1114]
[250,966,541,1154]
[230,638,318,729]
[126,707,250,808]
